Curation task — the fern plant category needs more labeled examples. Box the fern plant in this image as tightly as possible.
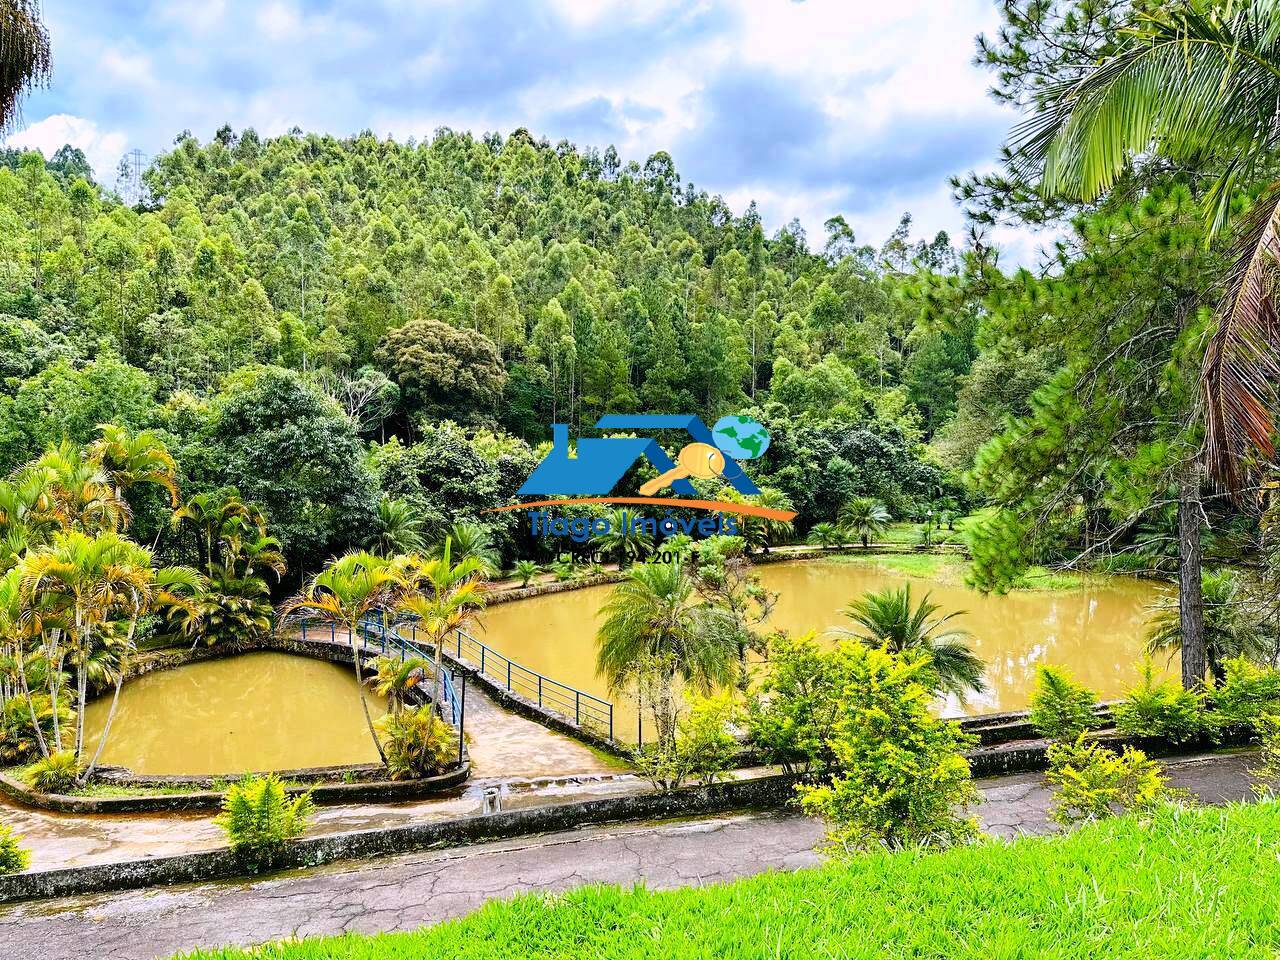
[1028,666,1097,742]
[23,749,80,794]
[214,774,314,866]
[0,821,29,875]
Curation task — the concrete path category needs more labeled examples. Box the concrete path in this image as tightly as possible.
[0,751,1256,960]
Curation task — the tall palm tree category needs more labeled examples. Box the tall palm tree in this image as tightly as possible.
[838,498,891,548]
[18,529,202,779]
[399,539,487,714]
[370,497,425,555]
[368,654,430,716]
[278,551,407,762]
[20,443,130,534]
[86,425,180,508]
[171,488,255,572]
[596,560,737,746]
[837,584,987,700]
[0,0,51,134]
[1146,570,1265,682]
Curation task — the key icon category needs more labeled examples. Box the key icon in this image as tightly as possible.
[639,442,726,496]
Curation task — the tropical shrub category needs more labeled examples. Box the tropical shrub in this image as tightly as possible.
[1248,713,1280,798]
[22,749,79,793]
[1028,666,1097,742]
[375,706,455,780]
[837,497,890,548]
[798,644,979,854]
[1208,656,1280,732]
[1146,572,1266,682]
[1113,660,1207,744]
[1045,737,1183,826]
[512,559,540,588]
[676,692,738,786]
[745,631,842,773]
[805,522,843,549]
[0,821,29,875]
[214,774,315,865]
[0,693,68,765]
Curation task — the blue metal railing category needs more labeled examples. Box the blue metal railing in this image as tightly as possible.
[298,613,614,741]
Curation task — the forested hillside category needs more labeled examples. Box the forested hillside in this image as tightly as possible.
[0,128,979,573]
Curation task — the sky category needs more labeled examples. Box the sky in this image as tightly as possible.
[4,0,1043,262]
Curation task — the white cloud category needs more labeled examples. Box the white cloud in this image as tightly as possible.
[99,49,155,86]
[2,114,129,183]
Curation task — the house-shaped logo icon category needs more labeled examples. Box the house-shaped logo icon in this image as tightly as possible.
[518,415,762,497]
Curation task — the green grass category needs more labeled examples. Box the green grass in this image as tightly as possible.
[176,801,1280,960]
[833,551,968,581]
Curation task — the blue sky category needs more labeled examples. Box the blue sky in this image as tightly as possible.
[6,0,1040,259]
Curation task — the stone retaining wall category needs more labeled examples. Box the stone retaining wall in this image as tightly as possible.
[0,772,800,903]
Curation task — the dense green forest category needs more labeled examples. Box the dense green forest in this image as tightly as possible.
[0,128,979,575]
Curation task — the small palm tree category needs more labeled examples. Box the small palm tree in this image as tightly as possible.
[806,522,843,550]
[86,425,179,508]
[838,498,891,549]
[279,552,407,763]
[370,497,425,555]
[368,654,430,715]
[1146,571,1265,682]
[837,584,986,699]
[591,508,653,566]
[512,559,540,588]
[400,539,487,713]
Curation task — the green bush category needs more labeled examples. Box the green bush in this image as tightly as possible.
[1028,665,1097,742]
[375,706,455,780]
[633,692,739,791]
[1045,736,1183,825]
[511,559,540,588]
[214,774,314,865]
[1209,656,1280,732]
[0,821,29,875]
[744,631,841,773]
[1113,660,1207,744]
[0,694,72,766]
[798,644,979,854]
[1249,713,1280,798]
[22,749,80,793]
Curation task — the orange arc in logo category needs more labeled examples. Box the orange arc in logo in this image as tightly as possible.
[483,497,797,522]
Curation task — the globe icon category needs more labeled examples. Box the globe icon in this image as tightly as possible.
[712,415,770,460]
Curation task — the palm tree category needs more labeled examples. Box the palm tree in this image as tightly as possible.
[596,560,737,747]
[368,654,430,716]
[511,558,540,588]
[171,488,255,572]
[1146,571,1265,682]
[437,522,499,577]
[370,497,425,555]
[837,584,987,700]
[399,539,487,714]
[0,0,51,134]
[86,425,179,508]
[806,521,843,550]
[838,498,891,548]
[20,443,129,534]
[18,529,202,780]
[278,551,407,763]
[591,508,653,566]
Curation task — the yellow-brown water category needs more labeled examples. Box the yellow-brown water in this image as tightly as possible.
[83,652,385,775]
[479,559,1166,740]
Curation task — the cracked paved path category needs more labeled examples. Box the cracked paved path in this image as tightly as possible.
[0,751,1256,960]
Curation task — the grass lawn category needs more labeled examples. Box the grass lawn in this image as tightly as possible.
[177,800,1280,959]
